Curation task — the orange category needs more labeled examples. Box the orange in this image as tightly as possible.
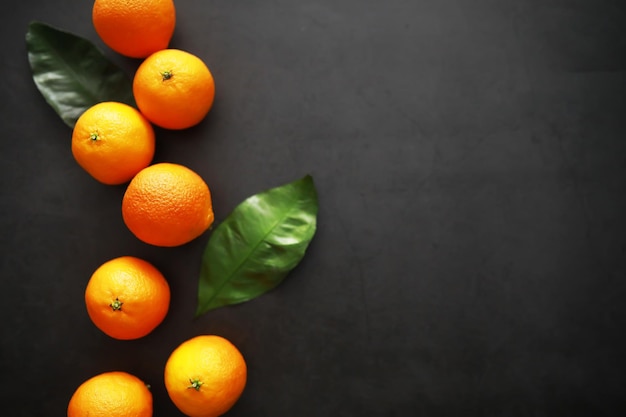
[71,102,155,185]
[92,0,176,58]
[122,162,214,247]
[67,371,152,417]
[133,49,215,130]
[164,335,247,417]
[85,256,170,340]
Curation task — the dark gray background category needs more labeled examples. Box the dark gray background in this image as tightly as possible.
[2,0,626,416]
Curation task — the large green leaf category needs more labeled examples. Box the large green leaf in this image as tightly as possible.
[26,21,135,128]
[196,175,319,316]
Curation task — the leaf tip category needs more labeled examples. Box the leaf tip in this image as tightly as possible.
[301,174,319,204]
[194,302,212,319]
[297,173,317,193]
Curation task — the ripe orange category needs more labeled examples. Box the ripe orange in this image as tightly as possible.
[67,371,152,417]
[92,0,176,58]
[122,162,214,247]
[133,49,215,130]
[85,256,170,340]
[164,335,247,417]
[71,102,155,185]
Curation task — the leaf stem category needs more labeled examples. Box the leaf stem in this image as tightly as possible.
[109,297,123,311]
[188,378,203,391]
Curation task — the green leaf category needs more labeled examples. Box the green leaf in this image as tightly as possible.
[196,175,319,316]
[26,21,135,128]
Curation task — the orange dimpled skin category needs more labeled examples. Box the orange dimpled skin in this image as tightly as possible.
[122,163,214,247]
[133,49,215,130]
[67,371,153,417]
[92,0,176,58]
[164,335,247,417]
[85,256,170,340]
[71,102,155,185]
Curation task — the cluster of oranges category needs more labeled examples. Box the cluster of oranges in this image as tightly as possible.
[67,1,247,417]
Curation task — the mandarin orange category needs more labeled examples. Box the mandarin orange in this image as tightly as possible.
[122,163,214,247]
[85,256,170,340]
[92,0,176,58]
[133,49,215,130]
[164,335,247,417]
[71,102,155,185]
[67,371,152,417]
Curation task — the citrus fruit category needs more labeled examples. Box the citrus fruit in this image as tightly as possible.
[67,371,152,417]
[92,0,176,58]
[164,335,247,417]
[133,49,215,130]
[85,256,170,340]
[71,101,155,185]
[122,162,214,247]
